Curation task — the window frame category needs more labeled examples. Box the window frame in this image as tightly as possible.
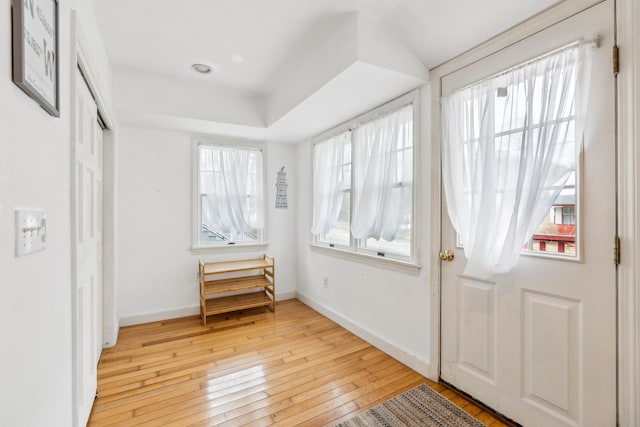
[310,90,421,270]
[191,135,268,251]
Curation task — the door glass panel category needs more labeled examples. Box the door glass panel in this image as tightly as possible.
[455,73,579,259]
[497,71,578,258]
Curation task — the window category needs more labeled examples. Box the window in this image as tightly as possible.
[492,68,579,259]
[562,206,576,225]
[311,95,416,262]
[310,131,352,247]
[441,42,588,278]
[195,142,264,247]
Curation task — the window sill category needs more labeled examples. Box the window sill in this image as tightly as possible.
[520,249,582,263]
[457,244,583,263]
[309,244,421,275]
[190,242,269,253]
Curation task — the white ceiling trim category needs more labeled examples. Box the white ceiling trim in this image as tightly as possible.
[114,13,428,142]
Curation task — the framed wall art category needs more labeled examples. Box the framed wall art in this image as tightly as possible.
[12,0,59,117]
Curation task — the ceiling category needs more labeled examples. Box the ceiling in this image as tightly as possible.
[91,0,561,141]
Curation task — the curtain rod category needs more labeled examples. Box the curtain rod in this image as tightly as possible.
[444,36,600,97]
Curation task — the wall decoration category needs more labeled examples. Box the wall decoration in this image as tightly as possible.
[12,0,59,117]
[276,166,288,209]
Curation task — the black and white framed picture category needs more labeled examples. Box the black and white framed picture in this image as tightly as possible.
[12,0,59,117]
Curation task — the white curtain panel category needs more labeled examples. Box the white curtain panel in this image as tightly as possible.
[201,147,263,236]
[441,43,591,279]
[351,104,413,242]
[310,131,351,236]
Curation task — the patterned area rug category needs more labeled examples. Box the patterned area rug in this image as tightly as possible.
[335,384,486,427]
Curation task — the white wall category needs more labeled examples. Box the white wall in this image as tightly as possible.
[294,87,433,376]
[116,125,297,324]
[114,89,435,377]
[0,0,112,425]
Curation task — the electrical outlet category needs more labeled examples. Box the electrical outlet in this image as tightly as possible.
[323,276,328,289]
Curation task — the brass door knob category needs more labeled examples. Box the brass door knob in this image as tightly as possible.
[439,249,454,262]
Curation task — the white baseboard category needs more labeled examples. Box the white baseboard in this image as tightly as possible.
[296,291,432,378]
[277,290,297,301]
[119,291,298,327]
[119,305,201,326]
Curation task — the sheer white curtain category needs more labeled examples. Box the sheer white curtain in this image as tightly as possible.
[441,43,591,279]
[351,104,413,242]
[201,146,263,238]
[310,131,351,236]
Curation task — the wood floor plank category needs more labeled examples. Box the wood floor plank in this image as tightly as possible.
[89,299,500,426]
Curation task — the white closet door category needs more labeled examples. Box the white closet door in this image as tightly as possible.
[72,68,103,426]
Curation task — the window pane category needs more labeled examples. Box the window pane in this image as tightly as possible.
[311,131,352,246]
[199,145,263,245]
[492,72,578,259]
[353,105,413,258]
[317,190,351,246]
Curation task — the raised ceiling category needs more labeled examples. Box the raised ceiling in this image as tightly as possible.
[92,0,561,141]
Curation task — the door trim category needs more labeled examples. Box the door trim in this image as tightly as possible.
[615,0,640,425]
[69,10,119,427]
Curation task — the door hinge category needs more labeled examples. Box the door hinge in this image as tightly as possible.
[614,236,621,265]
[613,45,620,75]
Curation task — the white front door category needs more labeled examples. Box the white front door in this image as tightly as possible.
[440,2,616,426]
[72,68,103,426]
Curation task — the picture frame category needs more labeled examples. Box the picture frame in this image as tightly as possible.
[12,0,59,117]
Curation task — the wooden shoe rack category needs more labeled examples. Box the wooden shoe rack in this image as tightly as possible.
[198,254,275,325]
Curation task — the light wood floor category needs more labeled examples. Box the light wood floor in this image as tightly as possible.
[89,299,509,426]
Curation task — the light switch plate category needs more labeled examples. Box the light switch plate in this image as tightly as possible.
[15,209,47,257]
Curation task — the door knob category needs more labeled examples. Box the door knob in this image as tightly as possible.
[439,249,454,262]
